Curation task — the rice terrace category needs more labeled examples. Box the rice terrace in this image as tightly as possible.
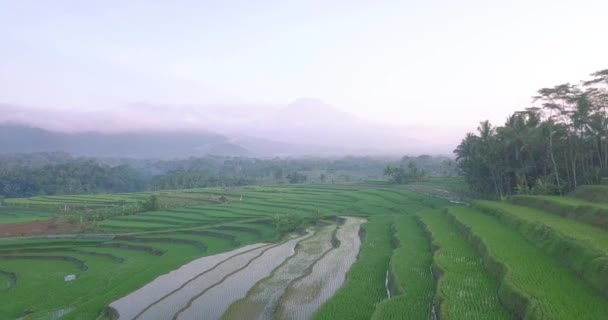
[1,180,607,319]
[2,2,608,319]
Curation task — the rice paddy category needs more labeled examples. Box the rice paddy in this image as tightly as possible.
[1,183,607,319]
[223,224,337,320]
[276,217,365,320]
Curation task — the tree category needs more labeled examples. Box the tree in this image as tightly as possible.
[456,68,608,198]
[272,214,303,234]
[286,172,307,184]
[142,195,160,211]
[319,173,326,183]
[273,167,284,183]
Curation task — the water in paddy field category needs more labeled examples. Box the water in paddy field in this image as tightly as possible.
[275,217,366,320]
[108,243,269,320]
[176,234,310,320]
[222,224,337,320]
[108,217,364,320]
[137,243,278,320]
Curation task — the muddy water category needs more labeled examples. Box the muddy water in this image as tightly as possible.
[136,243,275,320]
[176,233,311,320]
[222,224,337,320]
[276,217,366,320]
[109,243,268,320]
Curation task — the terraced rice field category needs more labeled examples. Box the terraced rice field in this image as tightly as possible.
[418,210,509,319]
[0,207,56,225]
[223,223,337,320]
[276,217,365,320]
[371,214,435,319]
[2,183,608,319]
[448,206,608,319]
[0,185,403,318]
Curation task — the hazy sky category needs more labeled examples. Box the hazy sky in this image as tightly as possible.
[1,0,607,130]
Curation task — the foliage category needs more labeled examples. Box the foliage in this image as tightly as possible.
[0,154,410,197]
[0,160,145,198]
[141,195,160,212]
[272,213,303,234]
[383,161,425,184]
[285,171,307,184]
[456,68,608,198]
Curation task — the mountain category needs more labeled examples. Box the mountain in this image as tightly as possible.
[0,99,461,157]
[261,98,359,126]
[0,123,250,158]
[230,98,455,155]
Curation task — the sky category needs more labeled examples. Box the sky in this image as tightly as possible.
[1,0,607,132]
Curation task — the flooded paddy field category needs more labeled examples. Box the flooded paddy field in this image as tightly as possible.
[222,223,337,320]
[108,217,367,320]
[275,217,366,320]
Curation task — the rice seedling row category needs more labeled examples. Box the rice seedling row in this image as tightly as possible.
[417,210,510,319]
[472,201,608,296]
[371,214,435,320]
[509,195,608,229]
[312,215,393,320]
[447,206,608,319]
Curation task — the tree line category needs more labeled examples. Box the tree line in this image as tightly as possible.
[0,152,459,198]
[0,154,390,198]
[455,69,608,198]
[0,160,145,198]
[383,155,457,184]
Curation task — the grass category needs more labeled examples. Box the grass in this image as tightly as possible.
[569,184,608,203]
[510,194,608,229]
[448,206,608,319]
[0,207,56,225]
[371,214,434,319]
[473,200,608,296]
[313,215,393,320]
[418,210,510,319]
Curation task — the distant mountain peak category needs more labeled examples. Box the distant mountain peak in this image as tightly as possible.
[286,97,331,108]
[271,98,358,124]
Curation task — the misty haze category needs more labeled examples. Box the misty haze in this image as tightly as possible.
[1,1,608,320]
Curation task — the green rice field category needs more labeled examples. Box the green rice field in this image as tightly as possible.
[1,183,607,319]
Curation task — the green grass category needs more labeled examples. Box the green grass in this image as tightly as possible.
[448,206,608,319]
[0,207,56,225]
[418,210,510,319]
[510,195,608,229]
[569,185,608,203]
[371,214,434,319]
[313,215,393,320]
[475,201,608,253]
[473,200,608,296]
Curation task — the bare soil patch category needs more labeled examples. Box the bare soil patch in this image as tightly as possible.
[0,218,81,238]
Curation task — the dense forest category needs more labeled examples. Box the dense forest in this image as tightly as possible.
[456,69,608,198]
[0,153,452,198]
